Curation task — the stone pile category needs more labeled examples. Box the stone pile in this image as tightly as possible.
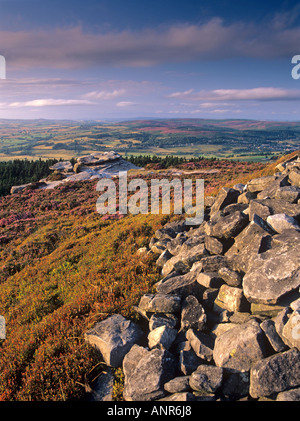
[85,152,300,401]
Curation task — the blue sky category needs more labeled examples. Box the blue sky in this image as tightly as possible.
[0,0,300,120]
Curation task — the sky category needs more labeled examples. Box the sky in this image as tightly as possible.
[0,0,300,120]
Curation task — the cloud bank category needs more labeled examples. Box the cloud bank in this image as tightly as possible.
[1,15,300,70]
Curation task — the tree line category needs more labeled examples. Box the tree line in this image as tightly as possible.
[124,154,217,168]
[0,158,58,196]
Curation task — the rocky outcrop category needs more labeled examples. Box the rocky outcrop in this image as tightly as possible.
[84,151,300,401]
[11,151,142,193]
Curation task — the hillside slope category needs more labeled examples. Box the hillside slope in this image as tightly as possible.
[0,153,296,401]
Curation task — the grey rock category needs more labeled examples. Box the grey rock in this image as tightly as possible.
[189,365,223,393]
[202,288,219,310]
[225,217,273,273]
[123,345,176,401]
[179,341,205,375]
[186,329,214,362]
[167,236,187,255]
[210,187,240,215]
[247,175,279,193]
[148,326,178,350]
[210,323,240,339]
[49,161,73,173]
[197,272,224,289]
[208,211,249,240]
[255,198,300,221]
[243,241,300,304]
[214,284,249,313]
[180,295,207,331]
[156,270,204,300]
[156,249,173,267]
[222,369,250,399]
[10,183,32,194]
[250,348,300,398]
[205,196,216,207]
[84,314,143,367]
[233,183,246,193]
[164,376,191,393]
[218,267,242,287]
[159,392,195,401]
[204,235,224,255]
[289,168,300,187]
[238,191,257,204]
[222,203,249,215]
[138,294,181,314]
[256,175,289,200]
[266,213,300,234]
[275,186,300,203]
[260,319,287,352]
[273,307,293,341]
[155,227,176,240]
[88,368,114,401]
[213,319,267,372]
[77,151,121,166]
[161,243,208,276]
[249,200,272,221]
[277,387,300,401]
[282,309,300,350]
[149,313,178,331]
[196,255,229,272]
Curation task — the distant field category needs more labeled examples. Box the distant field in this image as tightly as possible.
[0,118,299,162]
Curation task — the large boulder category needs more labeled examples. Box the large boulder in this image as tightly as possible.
[123,345,176,401]
[208,211,249,240]
[84,314,143,367]
[243,235,300,304]
[213,319,267,372]
[225,215,273,272]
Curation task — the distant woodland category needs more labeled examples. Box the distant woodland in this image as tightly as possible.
[0,159,58,196]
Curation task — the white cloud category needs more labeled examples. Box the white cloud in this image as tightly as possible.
[84,89,126,100]
[116,101,137,107]
[167,87,300,102]
[9,98,95,107]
